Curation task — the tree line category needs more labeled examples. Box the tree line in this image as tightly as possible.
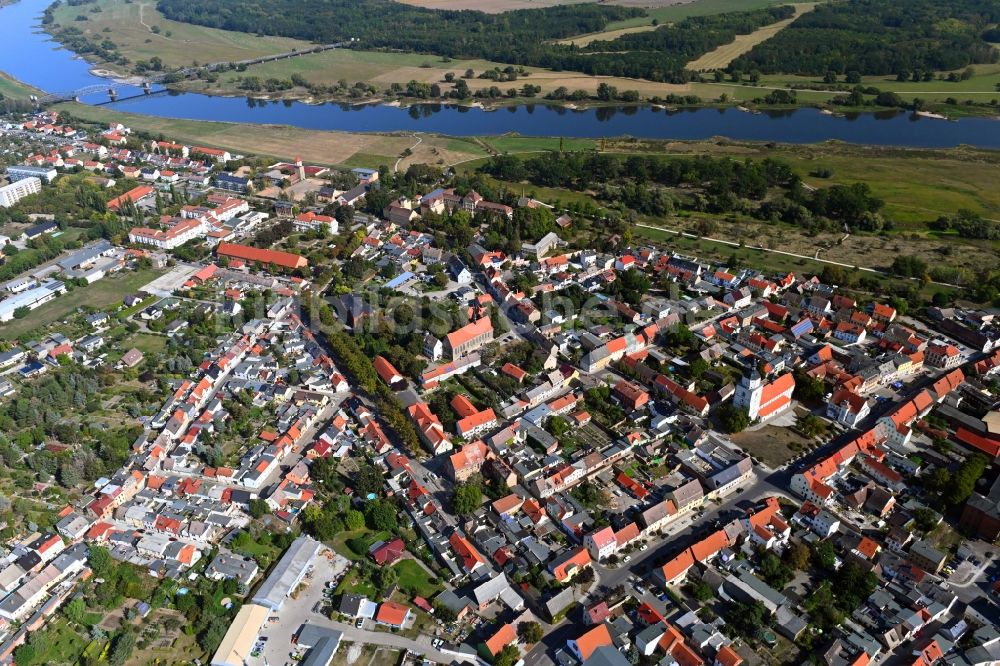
[156,0,793,82]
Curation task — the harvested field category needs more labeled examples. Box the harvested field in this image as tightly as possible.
[189,48,695,99]
[557,25,659,47]
[687,3,815,70]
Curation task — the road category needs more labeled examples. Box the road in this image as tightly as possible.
[522,469,791,666]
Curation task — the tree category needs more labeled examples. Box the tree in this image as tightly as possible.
[345,509,366,530]
[812,539,837,570]
[88,545,114,578]
[354,463,385,496]
[793,369,826,403]
[688,581,713,601]
[690,358,709,379]
[574,566,596,586]
[13,644,35,665]
[248,498,270,518]
[433,600,458,622]
[494,644,521,666]
[518,621,544,644]
[727,600,767,638]
[198,617,229,654]
[365,499,399,532]
[452,482,483,515]
[66,597,88,625]
[718,404,750,433]
[786,541,811,570]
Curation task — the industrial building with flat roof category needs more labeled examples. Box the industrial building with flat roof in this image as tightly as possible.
[250,536,321,610]
[5,165,57,184]
[210,603,270,666]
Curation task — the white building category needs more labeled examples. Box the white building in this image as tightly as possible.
[0,177,41,208]
[732,371,795,421]
[128,218,205,250]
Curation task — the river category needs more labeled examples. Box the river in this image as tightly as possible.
[4,0,1000,148]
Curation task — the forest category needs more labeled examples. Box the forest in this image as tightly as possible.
[156,0,791,82]
[730,0,1000,76]
[479,151,888,232]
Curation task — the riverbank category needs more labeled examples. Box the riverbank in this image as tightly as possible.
[55,101,1000,222]
[41,0,1000,119]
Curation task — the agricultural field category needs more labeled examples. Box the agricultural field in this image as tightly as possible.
[604,0,799,29]
[178,46,698,102]
[687,3,816,71]
[557,24,658,47]
[50,0,312,71]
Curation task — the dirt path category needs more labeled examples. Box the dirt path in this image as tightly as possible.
[138,3,176,41]
[635,222,966,288]
[688,3,816,71]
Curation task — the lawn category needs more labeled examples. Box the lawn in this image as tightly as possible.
[392,559,442,598]
[122,332,167,356]
[0,267,167,340]
[330,527,392,561]
[19,618,88,665]
[0,71,40,99]
[56,102,488,169]
[334,568,378,598]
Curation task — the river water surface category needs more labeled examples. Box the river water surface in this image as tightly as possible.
[4,0,1000,147]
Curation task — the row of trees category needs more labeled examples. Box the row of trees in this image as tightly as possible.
[157,0,798,83]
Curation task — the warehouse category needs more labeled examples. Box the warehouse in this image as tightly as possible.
[250,536,321,610]
[210,603,270,666]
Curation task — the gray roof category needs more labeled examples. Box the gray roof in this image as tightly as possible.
[909,539,946,566]
[297,624,344,650]
[302,635,341,666]
[669,478,704,508]
[584,646,630,666]
[251,536,321,610]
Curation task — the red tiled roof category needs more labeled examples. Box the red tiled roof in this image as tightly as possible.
[446,317,492,350]
[376,601,410,627]
[449,532,485,572]
[573,624,613,661]
[484,623,517,656]
[216,242,307,270]
[108,185,154,210]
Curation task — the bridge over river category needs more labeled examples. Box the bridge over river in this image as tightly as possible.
[34,42,346,104]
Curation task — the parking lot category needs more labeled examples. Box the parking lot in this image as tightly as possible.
[255,548,351,665]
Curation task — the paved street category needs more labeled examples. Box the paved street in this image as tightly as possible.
[522,469,792,666]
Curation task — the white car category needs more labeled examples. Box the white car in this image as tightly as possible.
[623,555,632,563]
